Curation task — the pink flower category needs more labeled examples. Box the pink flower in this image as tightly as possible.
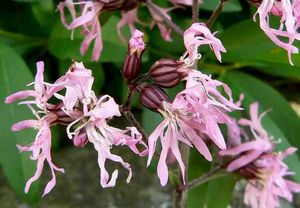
[148,3,175,41]
[54,62,95,117]
[57,0,104,61]
[169,0,202,6]
[118,8,139,43]
[66,95,147,187]
[5,61,60,110]
[254,0,300,65]
[183,70,242,111]
[13,114,64,196]
[182,23,226,65]
[129,29,146,55]
[244,147,300,208]
[219,102,274,171]
[147,89,232,185]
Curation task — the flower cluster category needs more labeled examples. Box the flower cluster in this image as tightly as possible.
[220,102,300,208]
[142,23,242,185]
[5,1,300,206]
[6,61,147,195]
[58,0,201,61]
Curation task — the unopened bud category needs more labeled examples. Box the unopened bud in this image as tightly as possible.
[122,53,142,82]
[121,0,137,11]
[140,84,170,111]
[99,0,137,11]
[73,133,88,148]
[150,59,187,88]
[122,30,145,82]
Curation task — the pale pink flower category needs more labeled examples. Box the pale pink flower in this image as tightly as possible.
[169,0,202,6]
[183,70,242,111]
[5,61,61,110]
[182,23,226,65]
[129,29,146,55]
[219,102,274,171]
[254,0,300,65]
[244,147,300,208]
[54,62,95,117]
[147,90,232,185]
[57,0,104,61]
[66,95,147,187]
[118,8,139,43]
[12,114,64,196]
[148,3,174,41]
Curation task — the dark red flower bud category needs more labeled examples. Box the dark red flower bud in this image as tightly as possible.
[98,0,137,11]
[140,84,170,111]
[122,30,145,82]
[98,0,124,10]
[149,58,187,88]
[121,0,137,11]
[122,53,142,82]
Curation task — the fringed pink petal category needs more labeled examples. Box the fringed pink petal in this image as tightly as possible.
[11,120,37,131]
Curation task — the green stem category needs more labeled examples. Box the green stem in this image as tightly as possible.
[206,0,231,28]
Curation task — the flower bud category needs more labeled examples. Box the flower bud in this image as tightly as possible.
[122,53,142,82]
[140,84,170,111]
[122,30,145,82]
[149,59,187,88]
[99,0,137,11]
[73,132,88,148]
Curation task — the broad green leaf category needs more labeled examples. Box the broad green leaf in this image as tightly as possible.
[0,29,46,55]
[48,15,128,62]
[0,42,40,202]
[222,71,300,182]
[142,109,162,135]
[205,174,237,208]
[200,0,242,12]
[187,150,211,208]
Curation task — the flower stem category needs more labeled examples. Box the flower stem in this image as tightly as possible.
[144,0,184,36]
[185,165,225,190]
[120,106,148,142]
[206,0,231,28]
[192,0,199,23]
[121,86,148,142]
[173,144,190,208]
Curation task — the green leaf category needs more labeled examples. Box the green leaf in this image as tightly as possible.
[141,109,162,135]
[0,29,46,55]
[200,0,242,12]
[0,42,40,202]
[222,71,300,182]
[205,174,237,208]
[187,150,211,208]
[48,15,128,62]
